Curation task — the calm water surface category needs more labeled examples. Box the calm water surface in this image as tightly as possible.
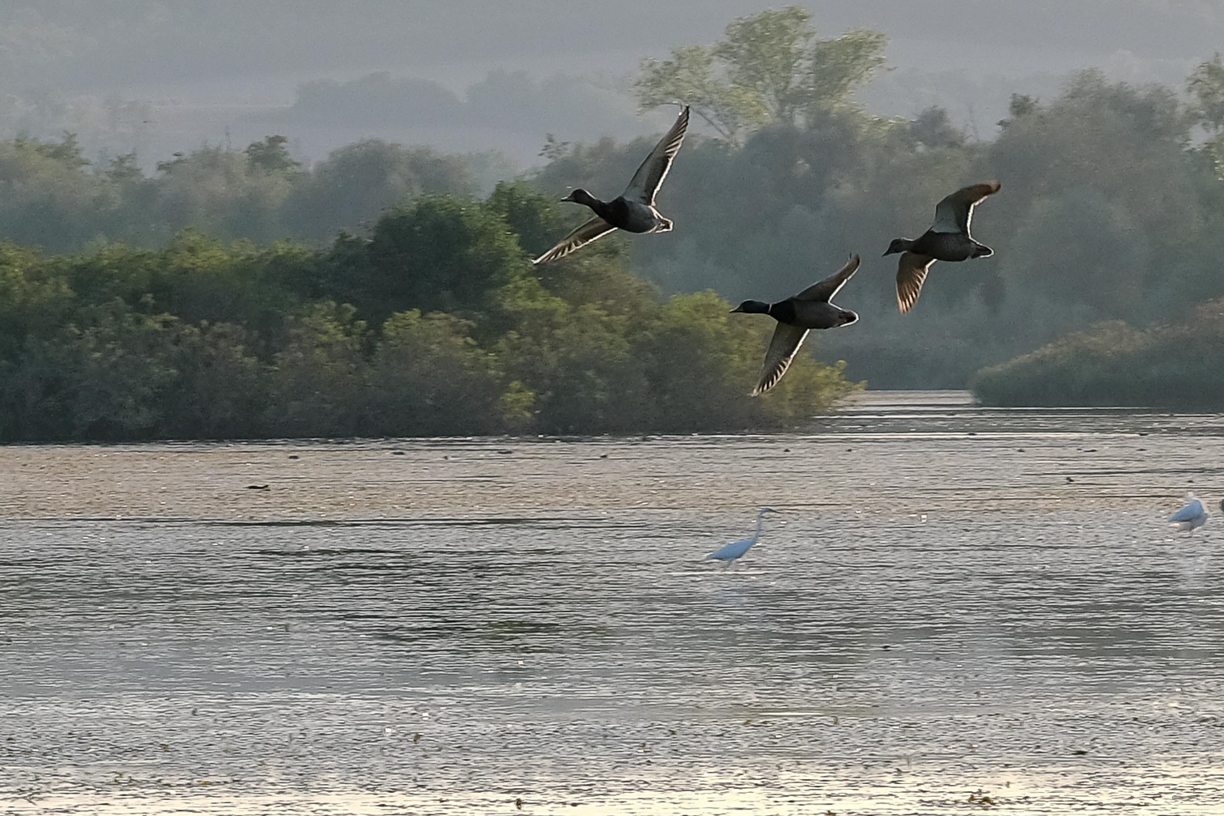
[3,392,1224,814]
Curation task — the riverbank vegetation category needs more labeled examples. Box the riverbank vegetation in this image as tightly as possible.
[6,8,1224,413]
[972,300,1224,408]
[0,183,856,441]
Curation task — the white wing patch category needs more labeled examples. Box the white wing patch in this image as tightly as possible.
[930,203,965,234]
[793,254,861,303]
[532,217,617,265]
[623,106,690,206]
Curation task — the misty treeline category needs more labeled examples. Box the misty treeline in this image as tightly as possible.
[5,6,1224,411]
[0,133,486,249]
[545,12,1224,393]
[0,183,855,442]
[972,299,1224,409]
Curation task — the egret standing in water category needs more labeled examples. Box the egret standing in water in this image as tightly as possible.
[706,508,779,568]
[1169,496,1209,533]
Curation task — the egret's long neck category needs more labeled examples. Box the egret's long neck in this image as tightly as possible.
[752,512,767,543]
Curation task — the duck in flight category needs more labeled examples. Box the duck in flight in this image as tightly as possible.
[732,255,861,396]
[884,181,1001,313]
[533,105,690,265]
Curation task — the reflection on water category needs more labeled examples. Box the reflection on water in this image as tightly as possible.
[3,393,1224,814]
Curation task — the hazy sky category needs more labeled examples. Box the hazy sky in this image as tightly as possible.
[3,1,1222,166]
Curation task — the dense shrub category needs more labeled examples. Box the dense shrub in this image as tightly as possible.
[0,185,856,441]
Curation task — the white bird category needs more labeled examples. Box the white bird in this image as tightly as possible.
[706,508,779,567]
[1169,496,1208,533]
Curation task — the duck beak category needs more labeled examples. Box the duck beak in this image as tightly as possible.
[560,192,576,203]
[730,305,744,313]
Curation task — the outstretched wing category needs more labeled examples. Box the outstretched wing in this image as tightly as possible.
[752,323,810,396]
[622,105,690,206]
[793,254,861,303]
[896,252,937,314]
[532,217,617,265]
[1170,499,1205,523]
[931,180,1001,235]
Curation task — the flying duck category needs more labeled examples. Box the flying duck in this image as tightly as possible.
[732,254,861,396]
[884,181,1001,313]
[533,105,690,265]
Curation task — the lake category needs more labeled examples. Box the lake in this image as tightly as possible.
[3,391,1224,814]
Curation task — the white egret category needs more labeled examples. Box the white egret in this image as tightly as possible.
[1169,496,1208,533]
[706,508,779,567]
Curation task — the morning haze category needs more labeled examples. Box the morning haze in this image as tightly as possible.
[7,6,1224,815]
[1,0,1224,440]
[3,1,1221,163]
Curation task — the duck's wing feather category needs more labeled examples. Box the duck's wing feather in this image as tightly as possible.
[896,252,936,313]
[1170,499,1205,523]
[752,323,810,396]
[931,180,1001,235]
[532,217,617,265]
[623,105,690,206]
[793,254,861,303]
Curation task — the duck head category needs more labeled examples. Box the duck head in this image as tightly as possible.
[883,238,913,256]
[731,300,771,314]
[561,188,598,207]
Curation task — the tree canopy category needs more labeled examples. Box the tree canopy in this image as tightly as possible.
[0,183,856,441]
[635,6,887,144]
[6,30,1224,409]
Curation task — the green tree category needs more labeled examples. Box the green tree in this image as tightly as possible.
[0,242,72,358]
[1188,53,1224,134]
[160,321,267,439]
[484,180,568,261]
[152,145,294,243]
[245,135,301,174]
[997,93,1040,129]
[282,140,477,242]
[635,7,887,144]
[1187,54,1224,179]
[367,309,503,435]
[805,29,888,117]
[266,301,368,437]
[909,106,965,149]
[495,300,651,434]
[0,302,180,441]
[715,7,815,126]
[360,194,530,321]
[33,132,89,170]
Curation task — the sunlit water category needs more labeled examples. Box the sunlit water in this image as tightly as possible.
[4,392,1224,814]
